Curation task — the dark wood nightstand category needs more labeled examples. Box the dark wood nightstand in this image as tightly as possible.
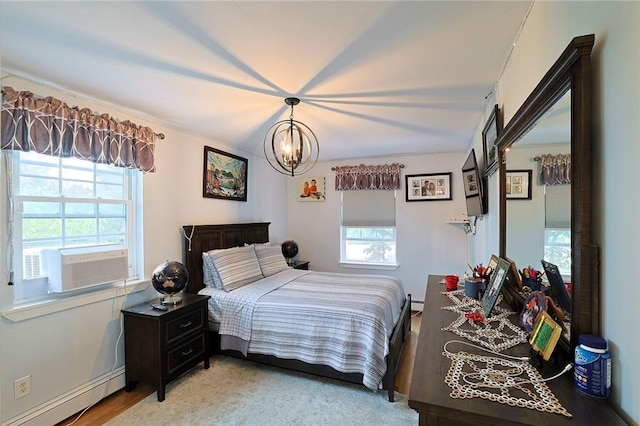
[121,293,210,401]
[291,260,310,270]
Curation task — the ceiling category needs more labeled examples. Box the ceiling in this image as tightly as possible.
[0,1,532,162]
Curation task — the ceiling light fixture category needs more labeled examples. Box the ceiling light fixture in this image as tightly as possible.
[264,97,319,176]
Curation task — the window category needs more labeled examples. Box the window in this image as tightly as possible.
[543,228,571,276]
[8,151,138,301]
[340,191,397,267]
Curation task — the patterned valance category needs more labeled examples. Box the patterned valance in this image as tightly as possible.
[539,154,570,185]
[334,163,402,190]
[1,86,156,172]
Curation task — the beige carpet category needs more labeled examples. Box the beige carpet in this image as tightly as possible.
[107,355,418,426]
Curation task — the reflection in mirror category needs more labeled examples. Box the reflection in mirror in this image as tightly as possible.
[499,34,595,355]
[505,90,572,338]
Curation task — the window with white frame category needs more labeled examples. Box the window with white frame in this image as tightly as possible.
[340,190,397,266]
[8,151,138,301]
[543,185,571,277]
[543,228,571,276]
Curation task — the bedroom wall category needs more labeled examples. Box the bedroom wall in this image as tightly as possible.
[479,2,639,423]
[0,74,288,425]
[284,152,472,309]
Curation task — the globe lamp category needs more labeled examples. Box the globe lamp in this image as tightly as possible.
[152,260,189,305]
[281,240,299,265]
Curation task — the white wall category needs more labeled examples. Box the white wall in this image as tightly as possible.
[284,152,472,308]
[483,2,639,423]
[0,75,287,424]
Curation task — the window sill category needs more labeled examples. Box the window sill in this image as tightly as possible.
[1,280,150,323]
[338,262,399,271]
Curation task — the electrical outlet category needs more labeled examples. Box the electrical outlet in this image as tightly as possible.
[15,375,31,399]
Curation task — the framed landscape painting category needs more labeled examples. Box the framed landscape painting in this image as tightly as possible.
[203,146,248,201]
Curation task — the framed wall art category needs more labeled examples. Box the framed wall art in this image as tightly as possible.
[298,176,325,201]
[203,146,248,201]
[506,169,532,200]
[482,104,502,177]
[405,172,452,202]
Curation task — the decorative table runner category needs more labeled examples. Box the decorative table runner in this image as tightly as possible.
[442,348,572,418]
[439,288,572,418]
[441,289,528,352]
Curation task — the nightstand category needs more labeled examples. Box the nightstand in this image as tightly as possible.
[121,293,210,401]
[291,260,310,270]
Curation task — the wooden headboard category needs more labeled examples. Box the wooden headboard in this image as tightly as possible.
[182,222,270,294]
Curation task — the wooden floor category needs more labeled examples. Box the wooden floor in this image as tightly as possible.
[57,312,422,426]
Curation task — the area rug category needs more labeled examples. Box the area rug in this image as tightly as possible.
[107,355,418,426]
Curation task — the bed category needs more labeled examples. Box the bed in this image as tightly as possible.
[182,222,412,402]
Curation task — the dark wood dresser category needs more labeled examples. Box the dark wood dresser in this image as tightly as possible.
[122,293,210,401]
[408,275,626,425]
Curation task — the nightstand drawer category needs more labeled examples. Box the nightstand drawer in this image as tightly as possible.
[167,334,206,373]
[166,309,204,344]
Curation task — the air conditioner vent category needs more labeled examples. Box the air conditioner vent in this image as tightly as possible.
[41,245,129,293]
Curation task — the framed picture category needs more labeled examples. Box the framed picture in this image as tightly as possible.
[482,104,502,177]
[506,169,532,200]
[480,257,510,317]
[487,254,499,273]
[502,256,523,312]
[405,172,452,202]
[462,168,480,197]
[202,146,248,201]
[298,176,325,202]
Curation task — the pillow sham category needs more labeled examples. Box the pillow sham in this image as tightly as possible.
[202,252,225,290]
[207,245,264,291]
[255,244,290,277]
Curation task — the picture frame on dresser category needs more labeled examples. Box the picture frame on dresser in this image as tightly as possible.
[479,257,510,317]
[203,145,248,201]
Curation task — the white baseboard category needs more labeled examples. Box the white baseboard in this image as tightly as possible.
[2,368,125,426]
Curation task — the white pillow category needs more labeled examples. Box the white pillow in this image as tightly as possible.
[207,245,264,291]
[255,244,289,277]
[202,252,225,290]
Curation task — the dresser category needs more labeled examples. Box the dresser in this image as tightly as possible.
[122,293,210,401]
[408,275,626,425]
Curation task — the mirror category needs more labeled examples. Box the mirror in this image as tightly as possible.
[498,34,596,355]
[506,91,572,340]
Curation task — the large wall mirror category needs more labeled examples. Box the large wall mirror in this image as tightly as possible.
[498,34,596,354]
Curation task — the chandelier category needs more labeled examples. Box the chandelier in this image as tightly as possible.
[264,97,319,176]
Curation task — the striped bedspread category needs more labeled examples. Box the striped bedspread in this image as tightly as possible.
[200,270,406,390]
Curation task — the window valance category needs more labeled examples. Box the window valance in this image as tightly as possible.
[1,86,156,172]
[539,154,570,185]
[333,163,402,190]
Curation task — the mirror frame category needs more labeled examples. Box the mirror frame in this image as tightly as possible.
[497,34,596,353]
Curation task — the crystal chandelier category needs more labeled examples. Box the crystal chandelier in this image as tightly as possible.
[263,97,319,176]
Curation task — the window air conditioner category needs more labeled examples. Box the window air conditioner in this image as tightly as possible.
[41,245,129,293]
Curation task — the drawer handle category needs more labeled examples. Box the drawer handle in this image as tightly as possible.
[181,348,193,356]
[180,321,193,328]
